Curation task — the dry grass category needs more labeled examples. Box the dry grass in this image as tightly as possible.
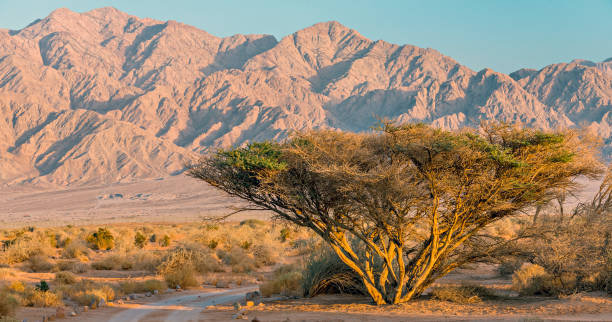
[430,285,497,304]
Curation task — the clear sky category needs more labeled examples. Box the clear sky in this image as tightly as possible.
[0,0,610,74]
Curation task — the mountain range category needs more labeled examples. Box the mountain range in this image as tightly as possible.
[0,7,610,186]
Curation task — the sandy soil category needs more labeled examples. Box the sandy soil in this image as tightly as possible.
[0,175,270,228]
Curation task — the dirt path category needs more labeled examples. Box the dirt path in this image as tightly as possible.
[107,286,257,322]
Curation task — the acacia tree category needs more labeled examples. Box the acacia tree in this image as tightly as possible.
[188,123,602,304]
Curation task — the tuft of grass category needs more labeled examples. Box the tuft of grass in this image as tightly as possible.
[302,247,363,297]
[260,264,303,297]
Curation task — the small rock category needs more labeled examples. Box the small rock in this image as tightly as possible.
[245,301,254,307]
[153,290,159,295]
[216,281,230,288]
[145,292,152,297]
[69,311,77,317]
[245,291,261,301]
[116,299,124,305]
[128,294,137,300]
[252,318,260,322]
[175,285,182,291]
[99,298,106,307]
[89,299,97,309]
[82,305,89,312]
[55,307,65,318]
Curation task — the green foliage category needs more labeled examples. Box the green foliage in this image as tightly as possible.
[86,228,115,250]
[35,280,49,292]
[160,235,171,247]
[134,231,147,249]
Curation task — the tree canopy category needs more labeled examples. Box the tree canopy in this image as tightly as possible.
[188,123,603,304]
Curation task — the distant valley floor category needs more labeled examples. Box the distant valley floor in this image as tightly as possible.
[0,175,268,228]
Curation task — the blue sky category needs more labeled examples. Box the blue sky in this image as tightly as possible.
[0,0,610,74]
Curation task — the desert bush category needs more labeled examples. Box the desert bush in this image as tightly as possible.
[302,246,363,297]
[158,248,199,288]
[497,257,524,276]
[54,271,77,285]
[62,240,90,260]
[56,260,89,273]
[160,235,171,247]
[127,250,163,271]
[27,255,54,272]
[218,247,257,273]
[260,264,303,297]
[1,235,53,264]
[512,263,555,296]
[91,253,123,270]
[23,289,62,307]
[430,285,496,304]
[7,281,25,293]
[118,279,166,295]
[134,231,147,249]
[280,228,292,242]
[515,168,612,295]
[0,295,19,317]
[86,228,114,250]
[59,280,115,306]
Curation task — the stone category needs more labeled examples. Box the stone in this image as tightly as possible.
[145,292,152,297]
[116,299,124,305]
[153,290,159,295]
[82,305,89,312]
[245,291,261,301]
[69,311,77,317]
[99,298,106,307]
[89,299,97,309]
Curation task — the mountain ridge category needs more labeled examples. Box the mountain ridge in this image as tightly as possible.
[0,8,610,186]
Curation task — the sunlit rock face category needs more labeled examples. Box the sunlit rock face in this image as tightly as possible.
[0,8,609,186]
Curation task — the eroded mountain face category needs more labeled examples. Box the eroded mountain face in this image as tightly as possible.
[0,7,609,186]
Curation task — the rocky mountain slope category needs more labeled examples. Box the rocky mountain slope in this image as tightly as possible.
[0,7,609,186]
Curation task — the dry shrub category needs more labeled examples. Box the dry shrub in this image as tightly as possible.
[91,253,123,270]
[127,250,163,271]
[1,236,53,264]
[62,240,90,260]
[218,247,257,273]
[430,285,496,304]
[118,279,166,295]
[23,289,62,307]
[260,264,303,297]
[27,255,54,272]
[512,263,556,296]
[59,280,114,306]
[0,295,19,317]
[56,260,89,273]
[158,248,200,288]
[302,247,363,297]
[7,281,25,293]
[54,271,77,285]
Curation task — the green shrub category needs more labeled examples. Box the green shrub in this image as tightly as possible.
[160,235,171,247]
[134,232,147,249]
[35,280,49,292]
[86,228,115,250]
